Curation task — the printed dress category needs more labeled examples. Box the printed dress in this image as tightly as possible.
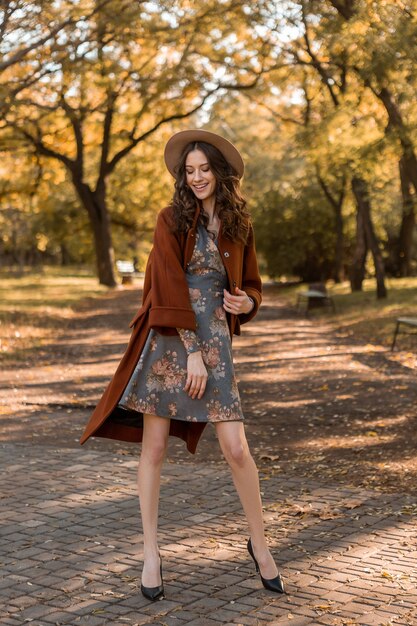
[117,219,244,423]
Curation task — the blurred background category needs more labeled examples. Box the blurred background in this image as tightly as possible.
[1,0,416,288]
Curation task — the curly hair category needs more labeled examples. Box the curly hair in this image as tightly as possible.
[170,141,251,244]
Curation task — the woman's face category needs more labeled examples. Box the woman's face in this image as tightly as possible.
[185,149,216,202]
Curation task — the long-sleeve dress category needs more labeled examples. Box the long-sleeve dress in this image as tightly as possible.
[117,217,244,424]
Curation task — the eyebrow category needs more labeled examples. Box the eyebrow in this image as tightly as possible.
[186,162,209,168]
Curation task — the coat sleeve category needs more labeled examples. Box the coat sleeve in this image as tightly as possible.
[238,223,262,326]
[148,208,197,332]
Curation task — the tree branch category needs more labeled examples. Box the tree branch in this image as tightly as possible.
[316,168,346,210]
[98,91,117,183]
[0,0,114,72]
[300,3,339,106]
[105,89,220,175]
[8,121,75,171]
[328,0,357,20]
[242,92,304,126]
[59,94,84,171]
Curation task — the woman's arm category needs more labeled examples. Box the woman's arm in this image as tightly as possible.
[176,328,201,355]
[176,328,207,399]
[222,224,262,323]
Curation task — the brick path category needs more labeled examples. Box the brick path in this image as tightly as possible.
[2,442,416,626]
[2,287,417,625]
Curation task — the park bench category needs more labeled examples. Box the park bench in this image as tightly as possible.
[116,260,141,285]
[296,282,336,316]
[391,317,417,351]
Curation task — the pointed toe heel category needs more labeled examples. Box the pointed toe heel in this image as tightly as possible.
[247,538,285,594]
[141,557,165,601]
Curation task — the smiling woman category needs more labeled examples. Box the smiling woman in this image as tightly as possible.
[80,129,285,602]
[186,151,217,199]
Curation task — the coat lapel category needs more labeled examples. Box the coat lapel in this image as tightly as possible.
[217,230,243,291]
[183,204,201,268]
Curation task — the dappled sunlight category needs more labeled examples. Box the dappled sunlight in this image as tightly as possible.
[3,442,416,624]
[299,432,397,450]
[2,278,417,623]
[267,280,417,355]
[1,0,417,618]
[264,398,321,409]
[387,351,417,371]
[0,271,107,359]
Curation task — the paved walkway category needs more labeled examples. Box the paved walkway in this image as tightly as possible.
[2,287,417,625]
[2,442,416,626]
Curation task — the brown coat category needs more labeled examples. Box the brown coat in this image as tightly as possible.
[80,204,262,453]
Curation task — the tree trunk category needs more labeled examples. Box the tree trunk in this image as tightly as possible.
[60,243,71,266]
[72,176,117,287]
[325,8,416,287]
[398,156,415,277]
[316,172,345,282]
[376,87,417,197]
[333,202,344,282]
[350,189,367,291]
[351,176,387,298]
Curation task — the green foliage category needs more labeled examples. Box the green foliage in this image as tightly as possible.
[255,183,336,280]
[0,0,416,287]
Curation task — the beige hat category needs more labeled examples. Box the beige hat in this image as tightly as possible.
[164,129,244,179]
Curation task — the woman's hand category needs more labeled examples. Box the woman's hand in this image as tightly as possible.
[184,351,208,399]
[223,287,254,315]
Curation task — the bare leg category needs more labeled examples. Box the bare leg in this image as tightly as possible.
[214,421,278,579]
[137,414,170,587]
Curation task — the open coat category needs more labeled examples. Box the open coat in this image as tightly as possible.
[80,204,262,453]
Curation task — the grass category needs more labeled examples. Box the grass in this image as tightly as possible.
[290,277,417,350]
[0,266,108,361]
[2,267,417,362]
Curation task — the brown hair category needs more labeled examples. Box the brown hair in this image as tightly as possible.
[170,141,250,243]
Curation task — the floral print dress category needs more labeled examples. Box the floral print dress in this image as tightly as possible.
[117,219,244,423]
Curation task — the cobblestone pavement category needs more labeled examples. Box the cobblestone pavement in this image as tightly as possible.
[2,442,416,626]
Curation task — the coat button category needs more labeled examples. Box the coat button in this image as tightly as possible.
[224,251,230,257]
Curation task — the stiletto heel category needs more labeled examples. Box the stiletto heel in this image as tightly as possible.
[247,538,285,594]
[141,554,165,601]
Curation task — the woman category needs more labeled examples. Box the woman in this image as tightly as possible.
[80,129,285,601]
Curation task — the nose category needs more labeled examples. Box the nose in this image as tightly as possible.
[192,169,204,182]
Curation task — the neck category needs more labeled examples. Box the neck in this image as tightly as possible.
[202,197,216,220]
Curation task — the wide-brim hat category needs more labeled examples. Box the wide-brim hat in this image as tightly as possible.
[164,129,244,179]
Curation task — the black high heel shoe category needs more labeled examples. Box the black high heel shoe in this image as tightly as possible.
[141,555,164,601]
[247,538,285,594]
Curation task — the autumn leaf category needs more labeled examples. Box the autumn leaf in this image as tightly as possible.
[260,454,280,461]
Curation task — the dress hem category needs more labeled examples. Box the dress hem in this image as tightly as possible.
[119,403,244,425]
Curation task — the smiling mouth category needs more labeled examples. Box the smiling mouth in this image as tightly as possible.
[193,183,208,191]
